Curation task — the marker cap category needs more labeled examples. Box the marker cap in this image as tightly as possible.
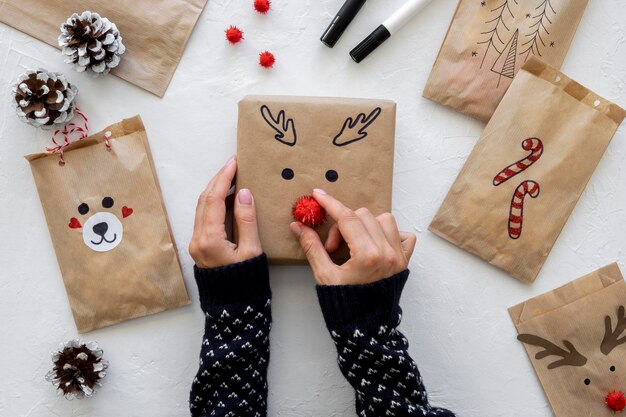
[321,0,367,48]
[349,25,391,63]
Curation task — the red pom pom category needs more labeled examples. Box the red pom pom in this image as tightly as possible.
[225,26,244,44]
[259,51,275,68]
[606,391,626,412]
[293,196,326,228]
[254,0,271,14]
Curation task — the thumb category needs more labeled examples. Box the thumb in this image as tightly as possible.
[290,222,335,284]
[234,188,262,259]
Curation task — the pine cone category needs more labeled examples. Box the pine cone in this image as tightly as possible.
[12,69,78,129]
[45,340,108,400]
[59,11,126,75]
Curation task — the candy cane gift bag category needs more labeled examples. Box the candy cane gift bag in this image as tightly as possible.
[509,264,626,416]
[26,116,190,333]
[429,57,625,283]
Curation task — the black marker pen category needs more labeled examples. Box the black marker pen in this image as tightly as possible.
[321,0,367,48]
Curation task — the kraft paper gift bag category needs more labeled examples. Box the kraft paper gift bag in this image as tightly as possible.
[0,0,208,97]
[423,0,588,122]
[509,264,626,416]
[236,95,396,264]
[429,57,625,283]
[27,116,190,333]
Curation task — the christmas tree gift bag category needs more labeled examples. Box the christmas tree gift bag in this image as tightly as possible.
[236,95,396,264]
[429,57,625,283]
[0,0,207,97]
[509,264,626,416]
[423,0,589,122]
[26,116,190,333]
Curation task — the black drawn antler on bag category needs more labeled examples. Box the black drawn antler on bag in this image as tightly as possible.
[260,105,297,146]
[332,107,382,147]
[517,334,588,369]
[601,305,626,355]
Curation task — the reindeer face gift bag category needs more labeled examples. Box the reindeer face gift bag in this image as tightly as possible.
[509,264,626,416]
[423,0,589,122]
[429,57,625,283]
[27,116,190,333]
[236,95,396,264]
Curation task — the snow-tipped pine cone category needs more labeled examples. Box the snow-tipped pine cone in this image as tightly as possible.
[12,69,78,129]
[45,340,108,400]
[59,11,126,76]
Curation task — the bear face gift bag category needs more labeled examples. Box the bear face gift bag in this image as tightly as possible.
[27,116,190,333]
[509,264,626,416]
[429,57,625,283]
[423,0,589,122]
[236,95,396,264]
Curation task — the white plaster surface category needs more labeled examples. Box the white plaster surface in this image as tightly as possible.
[1,1,625,416]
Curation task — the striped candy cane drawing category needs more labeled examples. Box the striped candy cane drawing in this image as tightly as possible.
[493,138,543,186]
[508,180,540,240]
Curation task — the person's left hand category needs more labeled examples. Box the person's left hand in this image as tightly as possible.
[189,156,263,269]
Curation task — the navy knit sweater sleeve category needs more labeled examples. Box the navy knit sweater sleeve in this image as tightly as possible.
[190,254,271,417]
[317,271,456,417]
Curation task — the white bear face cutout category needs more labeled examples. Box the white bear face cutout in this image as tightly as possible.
[68,196,133,253]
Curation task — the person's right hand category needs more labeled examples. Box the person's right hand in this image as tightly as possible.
[289,189,416,286]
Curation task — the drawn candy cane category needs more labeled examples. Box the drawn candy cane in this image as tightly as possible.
[493,138,543,186]
[508,180,540,240]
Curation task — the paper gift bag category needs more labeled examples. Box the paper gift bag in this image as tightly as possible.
[236,95,396,264]
[423,0,588,122]
[509,264,626,416]
[27,116,190,333]
[0,0,207,97]
[429,57,625,283]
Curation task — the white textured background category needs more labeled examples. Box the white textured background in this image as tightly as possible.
[1,0,625,416]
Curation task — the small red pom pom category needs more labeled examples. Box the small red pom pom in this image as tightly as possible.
[293,196,327,228]
[225,26,244,44]
[606,391,626,412]
[254,0,271,14]
[259,51,275,68]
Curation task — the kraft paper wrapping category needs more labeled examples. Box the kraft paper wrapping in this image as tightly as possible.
[0,0,207,97]
[27,116,190,333]
[510,264,626,416]
[429,57,625,283]
[423,0,589,122]
[236,95,396,264]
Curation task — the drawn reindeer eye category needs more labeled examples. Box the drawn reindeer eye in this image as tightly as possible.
[584,378,591,385]
[610,365,616,372]
[78,203,89,215]
[102,197,114,208]
[325,170,339,182]
[281,168,295,180]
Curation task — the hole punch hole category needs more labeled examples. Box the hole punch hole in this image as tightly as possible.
[58,160,65,167]
[555,75,561,82]
[594,100,601,107]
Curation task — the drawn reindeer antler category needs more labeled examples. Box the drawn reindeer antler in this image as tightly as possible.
[260,105,297,146]
[333,107,382,147]
[601,305,626,355]
[517,334,587,369]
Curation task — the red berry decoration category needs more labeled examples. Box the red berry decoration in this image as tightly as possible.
[606,391,626,412]
[293,196,326,228]
[259,51,275,68]
[225,26,244,44]
[254,0,271,14]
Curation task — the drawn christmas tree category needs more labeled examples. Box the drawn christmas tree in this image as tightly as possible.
[491,29,518,88]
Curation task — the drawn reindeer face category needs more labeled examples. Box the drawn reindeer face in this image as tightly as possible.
[236,96,396,262]
[518,306,626,413]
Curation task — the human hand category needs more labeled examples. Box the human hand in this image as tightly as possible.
[189,156,263,269]
[290,189,416,286]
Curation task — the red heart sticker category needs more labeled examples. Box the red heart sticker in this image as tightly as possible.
[68,217,82,229]
[122,206,134,218]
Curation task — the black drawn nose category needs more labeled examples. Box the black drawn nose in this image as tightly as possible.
[92,222,108,237]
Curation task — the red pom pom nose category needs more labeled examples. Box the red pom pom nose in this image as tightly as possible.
[254,0,271,14]
[606,391,626,412]
[293,195,326,228]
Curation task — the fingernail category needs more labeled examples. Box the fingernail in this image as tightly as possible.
[290,222,303,237]
[313,188,327,195]
[238,188,253,205]
[226,155,236,166]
